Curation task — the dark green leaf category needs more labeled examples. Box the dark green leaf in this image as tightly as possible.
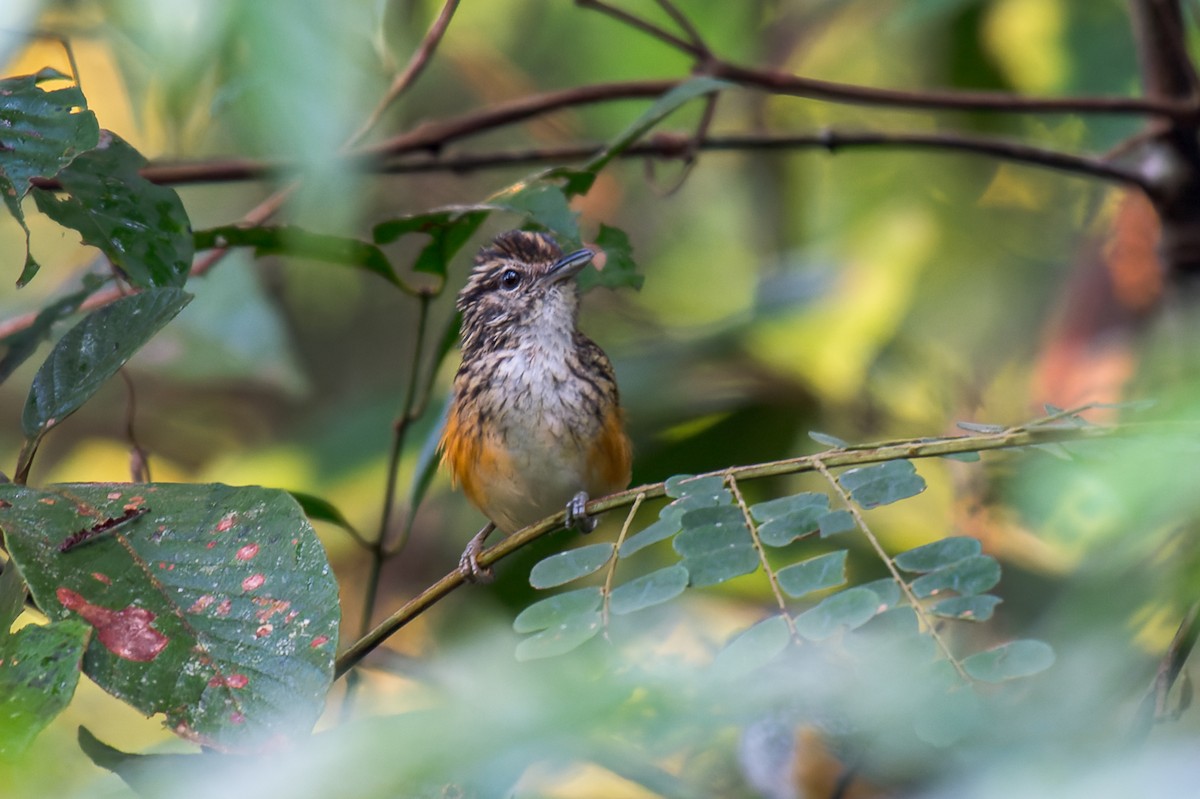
[776,551,847,598]
[818,510,856,537]
[674,508,749,556]
[661,492,733,519]
[21,288,192,439]
[808,431,847,448]
[750,492,829,522]
[577,224,644,291]
[931,594,1002,621]
[911,555,1001,598]
[581,77,733,176]
[32,133,191,288]
[287,491,359,538]
[0,280,98,386]
[513,587,602,633]
[609,564,688,615]
[894,536,983,573]
[492,183,579,246]
[529,543,614,589]
[0,559,25,630]
[664,474,725,499]
[0,72,100,285]
[618,515,681,558]
[711,615,791,678]
[0,618,88,755]
[962,639,1055,682]
[759,505,826,547]
[515,611,602,660]
[196,224,408,291]
[371,206,491,278]
[793,587,884,641]
[839,460,925,509]
[1,483,340,752]
[682,548,759,588]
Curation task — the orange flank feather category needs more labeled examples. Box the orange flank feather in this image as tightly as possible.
[588,406,632,496]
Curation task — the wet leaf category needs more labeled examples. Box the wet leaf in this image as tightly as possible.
[0,617,88,755]
[529,543,614,589]
[0,279,99,386]
[962,639,1055,682]
[776,551,847,598]
[609,564,688,615]
[22,288,192,439]
[0,72,99,285]
[839,460,926,508]
[513,587,602,633]
[0,483,339,752]
[33,133,192,288]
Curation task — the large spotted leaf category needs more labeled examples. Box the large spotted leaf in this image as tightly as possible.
[0,483,339,753]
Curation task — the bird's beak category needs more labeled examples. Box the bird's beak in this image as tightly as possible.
[545,248,594,284]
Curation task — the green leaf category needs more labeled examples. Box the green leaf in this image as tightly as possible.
[0,560,26,630]
[515,611,602,661]
[711,615,791,679]
[682,548,760,588]
[78,727,210,796]
[196,224,408,291]
[492,183,579,246]
[750,492,829,522]
[661,492,733,519]
[21,288,192,439]
[910,555,1001,598]
[577,224,644,292]
[894,536,983,573]
[609,564,689,615]
[793,587,884,641]
[618,515,681,558]
[529,543,614,589]
[372,207,491,278]
[32,133,192,288]
[0,72,100,285]
[962,639,1055,682]
[931,594,1002,621]
[581,77,733,177]
[859,578,902,611]
[759,505,826,547]
[664,474,725,499]
[808,431,848,448]
[776,551,847,598]
[0,483,340,752]
[513,587,603,633]
[0,280,99,386]
[839,460,926,508]
[818,509,856,537]
[0,618,88,755]
[287,491,359,538]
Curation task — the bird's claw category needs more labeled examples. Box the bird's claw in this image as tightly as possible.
[459,523,496,583]
[565,491,597,533]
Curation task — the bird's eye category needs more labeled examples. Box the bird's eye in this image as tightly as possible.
[499,269,522,290]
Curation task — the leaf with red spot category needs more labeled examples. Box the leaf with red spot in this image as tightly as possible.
[0,483,339,753]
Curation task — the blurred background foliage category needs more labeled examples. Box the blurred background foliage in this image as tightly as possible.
[2,0,1197,796]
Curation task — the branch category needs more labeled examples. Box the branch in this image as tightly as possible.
[334,418,1160,678]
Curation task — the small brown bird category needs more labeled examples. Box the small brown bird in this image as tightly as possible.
[440,230,633,580]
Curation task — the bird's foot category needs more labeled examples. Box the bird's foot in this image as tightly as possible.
[565,491,597,534]
[459,522,496,583]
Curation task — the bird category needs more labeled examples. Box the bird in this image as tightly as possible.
[439,229,633,581]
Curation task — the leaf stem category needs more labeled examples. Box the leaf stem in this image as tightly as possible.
[601,492,645,632]
[728,475,799,641]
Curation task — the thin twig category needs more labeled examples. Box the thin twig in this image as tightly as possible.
[348,0,462,147]
[653,0,711,59]
[729,474,799,640]
[601,492,646,632]
[333,418,1165,677]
